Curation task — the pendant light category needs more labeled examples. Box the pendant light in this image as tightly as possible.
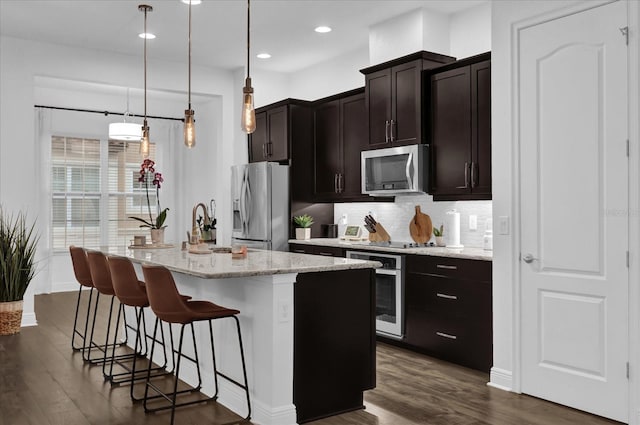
[241,0,256,134]
[184,0,196,148]
[109,88,142,141]
[139,4,152,158]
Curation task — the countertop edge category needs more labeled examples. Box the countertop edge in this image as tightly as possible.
[288,238,493,261]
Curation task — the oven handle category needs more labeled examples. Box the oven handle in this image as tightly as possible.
[374,268,400,276]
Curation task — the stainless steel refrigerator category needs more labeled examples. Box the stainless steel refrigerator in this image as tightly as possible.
[231,162,289,251]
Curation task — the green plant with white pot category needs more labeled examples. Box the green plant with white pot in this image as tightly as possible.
[0,207,39,335]
[293,214,314,240]
[433,224,445,246]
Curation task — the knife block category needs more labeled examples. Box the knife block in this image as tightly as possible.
[368,223,391,242]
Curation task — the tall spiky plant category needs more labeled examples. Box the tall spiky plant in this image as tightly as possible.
[0,208,39,302]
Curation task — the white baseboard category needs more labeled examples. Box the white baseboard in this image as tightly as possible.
[488,367,513,392]
[21,312,37,327]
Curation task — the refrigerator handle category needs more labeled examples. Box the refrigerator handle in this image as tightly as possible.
[240,170,247,234]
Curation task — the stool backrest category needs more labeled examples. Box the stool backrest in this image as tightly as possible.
[107,256,148,308]
[141,265,191,324]
[86,250,115,296]
[69,246,93,288]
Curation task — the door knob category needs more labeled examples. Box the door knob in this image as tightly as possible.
[522,253,537,263]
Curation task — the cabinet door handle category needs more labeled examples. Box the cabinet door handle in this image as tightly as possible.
[385,120,390,143]
[339,173,344,193]
[471,162,477,188]
[390,119,395,142]
[455,162,470,189]
[436,264,457,270]
[436,331,457,340]
[436,293,458,300]
[268,141,273,156]
[334,173,339,193]
[262,144,267,158]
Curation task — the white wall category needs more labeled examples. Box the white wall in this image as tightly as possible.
[450,2,492,59]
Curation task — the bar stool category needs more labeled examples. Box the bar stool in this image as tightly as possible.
[141,264,251,425]
[107,255,189,400]
[85,250,139,370]
[69,246,96,352]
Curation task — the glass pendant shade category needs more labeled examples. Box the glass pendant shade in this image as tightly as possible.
[109,122,142,141]
[241,78,256,134]
[184,109,196,148]
[140,123,150,158]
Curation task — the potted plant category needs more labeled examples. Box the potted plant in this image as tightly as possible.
[433,224,445,246]
[129,159,169,244]
[0,207,39,335]
[293,214,314,240]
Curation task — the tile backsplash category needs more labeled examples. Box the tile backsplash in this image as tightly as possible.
[334,194,492,248]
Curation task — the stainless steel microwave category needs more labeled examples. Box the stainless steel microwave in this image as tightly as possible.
[361,144,429,196]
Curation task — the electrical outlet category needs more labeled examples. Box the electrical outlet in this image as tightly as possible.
[278,298,292,323]
[469,214,477,230]
[498,216,510,235]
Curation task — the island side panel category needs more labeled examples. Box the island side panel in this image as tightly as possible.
[131,263,299,425]
[294,268,376,423]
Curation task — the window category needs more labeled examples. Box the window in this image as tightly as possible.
[51,136,156,250]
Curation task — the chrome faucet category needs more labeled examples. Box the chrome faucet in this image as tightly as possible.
[191,202,210,244]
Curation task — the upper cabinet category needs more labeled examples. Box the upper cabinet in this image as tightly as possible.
[249,100,312,163]
[428,52,492,201]
[360,51,455,150]
[313,89,369,201]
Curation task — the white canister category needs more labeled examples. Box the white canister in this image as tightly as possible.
[444,210,463,249]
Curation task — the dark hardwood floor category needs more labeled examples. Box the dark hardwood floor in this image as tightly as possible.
[0,292,621,425]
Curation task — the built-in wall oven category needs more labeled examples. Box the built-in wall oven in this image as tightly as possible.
[346,250,404,339]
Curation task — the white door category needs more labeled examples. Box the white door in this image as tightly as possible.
[519,1,629,422]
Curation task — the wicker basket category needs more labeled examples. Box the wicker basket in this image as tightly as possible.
[0,300,23,335]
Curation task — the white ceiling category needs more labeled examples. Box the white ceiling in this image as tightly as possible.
[0,0,486,74]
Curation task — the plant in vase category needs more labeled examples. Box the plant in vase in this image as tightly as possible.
[293,214,314,240]
[0,207,39,335]
[129,159,169,244]
[433,224,445,246]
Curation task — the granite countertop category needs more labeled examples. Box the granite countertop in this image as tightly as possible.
[99,246,381,279]
[288,238,493,261]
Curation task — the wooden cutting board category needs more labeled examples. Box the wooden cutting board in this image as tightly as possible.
[409,205,433,244]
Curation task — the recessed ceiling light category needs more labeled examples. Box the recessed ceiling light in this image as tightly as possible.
[257,53,271,59]
[138,32,156,39]
[314,26,332,33]
[181,0,202,4]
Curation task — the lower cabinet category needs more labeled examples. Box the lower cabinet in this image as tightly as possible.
[289,243,345,257]
[405,255,492,372]
[294,269,376,423]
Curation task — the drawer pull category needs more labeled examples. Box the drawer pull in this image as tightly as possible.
[436,331,457,340]
[318,252,333,256]
[293,249,306,253]
[436,293,458,300]
[436,264,457,270]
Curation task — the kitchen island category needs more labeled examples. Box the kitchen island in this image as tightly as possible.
[101,246,380,425]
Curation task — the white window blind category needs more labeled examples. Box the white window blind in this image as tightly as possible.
[51,136,156,251]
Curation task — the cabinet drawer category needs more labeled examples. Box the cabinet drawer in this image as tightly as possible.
[405,311,492,371]
[314,246,345,257]
[290,244,314,255]
[406,273,490,317]
[406,255,491,281]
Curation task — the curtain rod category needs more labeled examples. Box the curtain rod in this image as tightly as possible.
[34,105,184,122]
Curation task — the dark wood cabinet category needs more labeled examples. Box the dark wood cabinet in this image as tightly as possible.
[405,255,492,372]
[428,52,491,200]
[249,102,307,163]
[313,89,369,201]
[360,51,455,150]
[289,243,345,258]
[294,269,376,423]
